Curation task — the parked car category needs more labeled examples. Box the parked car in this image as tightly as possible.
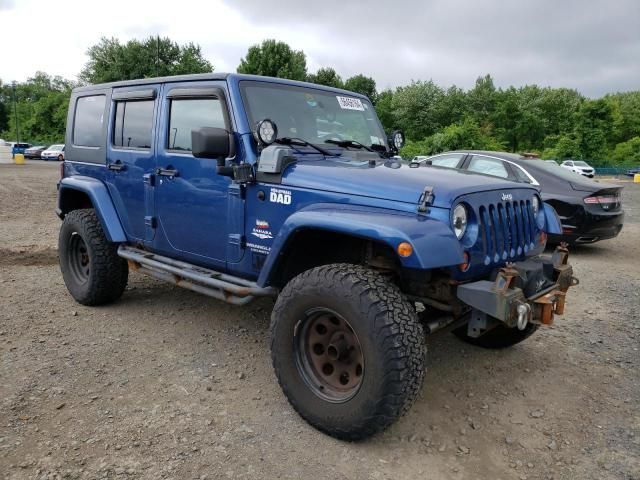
[560,160,595,178]
[413,151,624,245]
[545,160,559,165]
[56,74,579,440]
[11,143,31,157]
[624,167,640,177]
[41,144,65,161]
[24,145,46,159]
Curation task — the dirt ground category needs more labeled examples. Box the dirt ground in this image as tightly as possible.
[1,162,639,480]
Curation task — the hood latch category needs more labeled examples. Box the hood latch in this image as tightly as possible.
[417,186,434,213]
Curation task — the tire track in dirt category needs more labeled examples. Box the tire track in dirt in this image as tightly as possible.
[0,247,58,266]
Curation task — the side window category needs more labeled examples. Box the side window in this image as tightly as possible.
[168,98,225,151]
[511,164,533,183]
[113,100,154,149]
[73,95,106,147]
[468,156,510,179]
[430,153,464,168]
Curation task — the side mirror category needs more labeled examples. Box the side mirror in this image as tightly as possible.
[192,127,231,161]
[192,127,234,177]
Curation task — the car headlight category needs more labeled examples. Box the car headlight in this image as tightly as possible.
[532,196,540,216]
[452,203,468,240]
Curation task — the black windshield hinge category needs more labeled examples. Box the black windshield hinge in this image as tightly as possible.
[417,186,434,213]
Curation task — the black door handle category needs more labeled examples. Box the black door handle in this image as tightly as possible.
[107,161,126,171]
[156,167,179,178]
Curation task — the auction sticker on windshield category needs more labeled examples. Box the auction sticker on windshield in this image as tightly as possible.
[336,96,365,111]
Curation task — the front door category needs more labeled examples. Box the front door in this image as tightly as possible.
[153,82,236,269]
[106,86,159,243]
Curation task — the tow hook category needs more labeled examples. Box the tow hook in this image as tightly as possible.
[516,303,530,330]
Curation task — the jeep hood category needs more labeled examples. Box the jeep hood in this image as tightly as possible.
[280,160,536,208]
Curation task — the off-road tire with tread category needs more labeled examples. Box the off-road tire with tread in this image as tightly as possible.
[453,321,539,349]
[270,263,426,440]
[59,208,128,306]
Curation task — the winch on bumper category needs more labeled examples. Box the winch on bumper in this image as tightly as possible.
[456,244,579,337]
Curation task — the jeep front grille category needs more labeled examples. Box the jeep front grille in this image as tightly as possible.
[478,200,537,264]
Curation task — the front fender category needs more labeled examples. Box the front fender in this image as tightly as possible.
[257,204,464,287]
[58,176,126,242]
[542,202,562,235]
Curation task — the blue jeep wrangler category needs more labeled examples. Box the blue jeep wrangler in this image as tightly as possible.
[56,73,577,439]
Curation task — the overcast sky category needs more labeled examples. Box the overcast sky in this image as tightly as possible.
[1,0,638,96]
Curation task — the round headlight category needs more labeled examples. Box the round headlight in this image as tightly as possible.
[255,119,278,146]
[452,203,468,240]
[532,195,540,216]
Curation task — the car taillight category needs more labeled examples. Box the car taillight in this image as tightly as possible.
[583,194,620,211]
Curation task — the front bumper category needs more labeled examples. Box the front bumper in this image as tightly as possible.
[456,244,578,330]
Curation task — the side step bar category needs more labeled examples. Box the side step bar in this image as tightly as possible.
[117,245,277,305]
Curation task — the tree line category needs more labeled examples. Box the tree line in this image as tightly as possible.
[1,37,638,166]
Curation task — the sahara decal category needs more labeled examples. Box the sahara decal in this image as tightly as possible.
[251,219,274,240]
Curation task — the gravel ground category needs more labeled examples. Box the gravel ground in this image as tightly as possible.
[1,162,639,480]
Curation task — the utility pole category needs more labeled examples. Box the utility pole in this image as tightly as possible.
[12,81,20,144]
[156,35,160,77]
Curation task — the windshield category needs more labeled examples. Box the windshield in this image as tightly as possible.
[573,161,589,167]
[240,81,387,150]
[49,144,64,151]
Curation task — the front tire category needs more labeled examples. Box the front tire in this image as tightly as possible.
[59,209,128,306]
[270,264,426,440]
[453,321,539,349]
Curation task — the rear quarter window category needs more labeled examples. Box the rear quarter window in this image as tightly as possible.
[73,95,106,147]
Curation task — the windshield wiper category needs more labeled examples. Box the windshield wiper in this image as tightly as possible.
[276,137,333,156]
[324,139,386,157]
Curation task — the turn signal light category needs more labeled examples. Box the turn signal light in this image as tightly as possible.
[540,231,547,245]
[458,251,470,271]
[397,242,413,257]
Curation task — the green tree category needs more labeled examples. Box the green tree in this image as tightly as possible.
[0,72,73,144]
[343,74,377,103]
[467,74,497,126]
[573,99,615,160]
[80,36,213,84]
[541,134,580,160]
[307,67,343,88]
[391,80,444,140]
[375,89,395,131]
[610,136,640,166]
[237,39,307,81]
[0,80,9,133]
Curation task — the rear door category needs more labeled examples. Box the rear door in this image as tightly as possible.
[152,82,237,269]
[105,86,160,243]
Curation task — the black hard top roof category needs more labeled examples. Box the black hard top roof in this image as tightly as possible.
[71,73,370,100]
[72,73,230,93]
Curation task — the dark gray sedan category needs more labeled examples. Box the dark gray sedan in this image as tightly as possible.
[412,151,624,245]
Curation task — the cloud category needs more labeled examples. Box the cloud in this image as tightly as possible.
[0,0,638,96]
[225,0,640,96]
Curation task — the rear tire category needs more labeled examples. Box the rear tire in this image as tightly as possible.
[270,264,426,440]
[453,321,539,349]
[59,209,128,306]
